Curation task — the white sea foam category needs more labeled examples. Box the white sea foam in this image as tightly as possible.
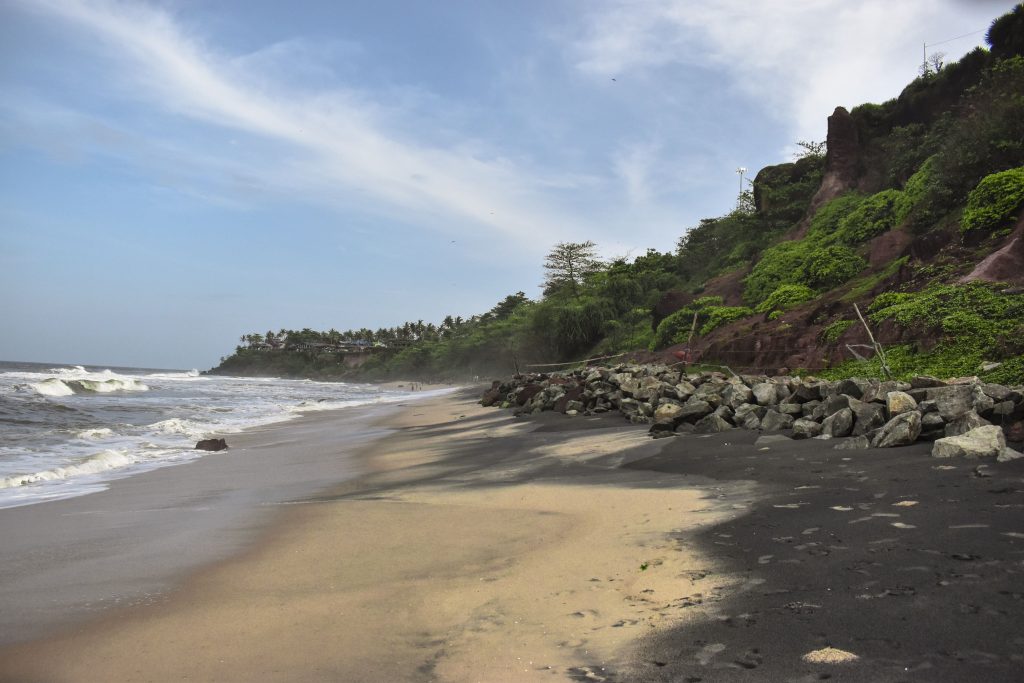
[77,427,114,439]
[0,449,140,489]
[66,378,149,393]
[149,418,210,438]
[146,369,202,380]
[30,378,75,397]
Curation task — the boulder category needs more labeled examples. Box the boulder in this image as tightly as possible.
[195,438,228,451]
[836,378,870,399]
[824,393,852,415]
[999,447,1024,463]
[850,400,887,436]
[678,399,713,423]
[821,407,855,438]
[910,376,946,389]
[792,418,823,439]
[944,410,990,437]
[653,402,687,425]
[778,402,804,416]
[871,411,922,448]
[931,385,975,421]
[932,426,1006,459]
[751,382,778,406]
[761,410,795,432]
[480,388,503,407]
[722,383,753,409]
[886,391,917,417]
[694,413,734,434]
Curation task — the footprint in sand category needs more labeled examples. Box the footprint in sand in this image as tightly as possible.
[695,642,726,665]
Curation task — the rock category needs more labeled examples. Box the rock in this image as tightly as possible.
[678,399,713,422]
[751,382,778,406]
[1007,420,1024,443]
[694,413,734,433]
[931,385,975,421]
[480,388,503,407]
[980,361,1003,373]
[850,400,887,436]
[515,383,544,406]
[910,376,946,389]
[722,383,753,409]
[195,438,228,451]
[778,402,803,416]
[654,402,687,424]
[834,435,872,450]
[999,446,1024,462]
[821,407,854,438]
[792,418,823,439]
[872,411,922,448]
[944,410,990,437]
[886,391,917,417]
[824,393,852,415]
[932,425,1006,459]
[734,403,766,430]
[792,382,823,403]
[980,382,1014,402]
[836,378,870,399]
[761,410,795,432]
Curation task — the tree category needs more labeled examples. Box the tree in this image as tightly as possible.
[793,139,826,161]
[543,241,602,297]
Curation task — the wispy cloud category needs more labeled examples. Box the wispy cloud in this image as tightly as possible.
[11,0,587,250]
[572,0,995,142]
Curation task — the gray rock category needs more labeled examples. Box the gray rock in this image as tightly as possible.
[678,399,713,422]
[944,410,990,437]
[792,418,823,439]
[821,407,854,438]
[921,412,947,431]
[910,376,946,389]
[886,391,917,417]
[932,425,1006,459]
[917,399,938,413]
[752,382,778,406]
[694,413,734,433]
[980,382,1013,402]
[999,447,1024,463]
[792,382,823,403]
[761,410,795,432]
[931,385,975,421]
[778,402,803,416]
[722,383,753,409]
[836,378,870,399]
[872,411,922,448]
[824,393,852,415]
[850,399,887,436]
[834,435,872,450]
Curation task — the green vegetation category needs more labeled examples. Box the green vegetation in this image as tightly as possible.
[211,7,1024,383]
[961,166,1024,233]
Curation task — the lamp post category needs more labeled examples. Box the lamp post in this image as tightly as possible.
[736,166,747,193]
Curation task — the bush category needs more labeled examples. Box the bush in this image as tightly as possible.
[699,306,754,335]
[743,240,811,304]
[822,319,855,343]
[652,308,697,349]
[807,193,865,241]
[837,189,902,243]
[799,245,866,290]
[755,284,816,314]
[961,166,1024,233]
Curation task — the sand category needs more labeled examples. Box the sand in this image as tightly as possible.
[0,391,743,682]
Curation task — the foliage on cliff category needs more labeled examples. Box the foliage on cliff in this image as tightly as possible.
[211,6,1024,384]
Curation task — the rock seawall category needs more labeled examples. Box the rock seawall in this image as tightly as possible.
[481,365,1024,460]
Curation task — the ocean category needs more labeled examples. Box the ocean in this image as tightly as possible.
[0,360,434,510]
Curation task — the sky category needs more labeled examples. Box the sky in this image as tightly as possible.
[0,0,1015,369]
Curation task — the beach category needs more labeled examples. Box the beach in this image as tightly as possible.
[2,388,1024,681]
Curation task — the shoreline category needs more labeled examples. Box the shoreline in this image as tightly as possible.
[0,394,435,646]
[0,389,751,682]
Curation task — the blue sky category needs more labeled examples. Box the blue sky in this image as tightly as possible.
[1,0,1014,369]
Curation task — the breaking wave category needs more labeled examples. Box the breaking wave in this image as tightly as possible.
[0,449,140,489]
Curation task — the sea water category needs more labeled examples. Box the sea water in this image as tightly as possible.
[0,360,433,509]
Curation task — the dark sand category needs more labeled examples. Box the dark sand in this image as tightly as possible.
[2,389,1023,681]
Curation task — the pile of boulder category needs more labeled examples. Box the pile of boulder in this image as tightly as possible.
[480,365,1024,461]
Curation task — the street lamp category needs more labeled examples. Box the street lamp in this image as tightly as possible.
[736,166,747,193]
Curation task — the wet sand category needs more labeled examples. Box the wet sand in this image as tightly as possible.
[0,390,748,682]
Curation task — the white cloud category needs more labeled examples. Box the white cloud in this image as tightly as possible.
[573,0,998,142]
[13,0,587,252]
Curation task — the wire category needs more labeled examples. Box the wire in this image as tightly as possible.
[926,28,986,48]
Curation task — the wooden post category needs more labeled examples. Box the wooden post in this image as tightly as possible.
[853,303,892,379]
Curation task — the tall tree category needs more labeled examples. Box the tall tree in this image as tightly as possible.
[543,241,601,298]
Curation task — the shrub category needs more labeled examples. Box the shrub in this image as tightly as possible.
[822,319,855,343]
[699,306,754,335]
[837,189,902,243]
[652,308,697,349]
[807,193,865,241]
[743,240,811,304]
[755,284,816,314]
[961,166,1024,233]
[798,245,866,290]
